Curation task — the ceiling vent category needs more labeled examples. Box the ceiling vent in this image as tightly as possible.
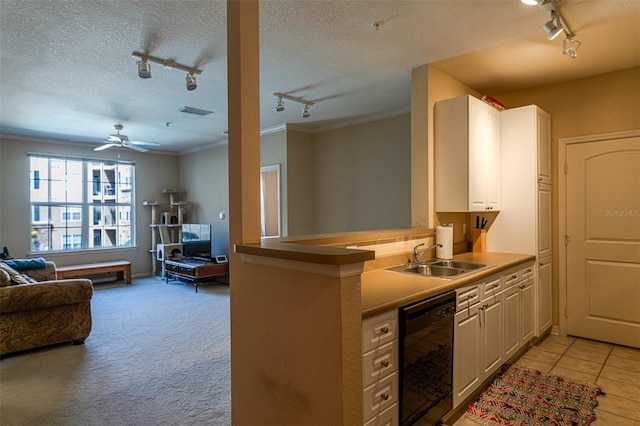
[178,106,214,116]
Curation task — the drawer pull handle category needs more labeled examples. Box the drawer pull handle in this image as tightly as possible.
[380,360,389,368]
[380,393,390,401]
[380,326,389,334]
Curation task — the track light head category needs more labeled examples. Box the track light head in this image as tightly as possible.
[186,73,197,91]
[302,104,311,118]
[544,11,564,40]
[275,97,285,112]
[563,38,581,58]
[137,60,151,79]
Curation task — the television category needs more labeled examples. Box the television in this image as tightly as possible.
[182,224,211,259]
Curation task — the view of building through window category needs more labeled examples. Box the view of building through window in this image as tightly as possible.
[29,154,135,252]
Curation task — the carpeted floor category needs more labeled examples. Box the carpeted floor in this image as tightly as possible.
[0,276,231,426]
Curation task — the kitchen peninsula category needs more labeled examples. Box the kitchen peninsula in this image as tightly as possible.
[234,228,534,425]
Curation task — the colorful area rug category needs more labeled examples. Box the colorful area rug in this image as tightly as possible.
[466,364,604,426]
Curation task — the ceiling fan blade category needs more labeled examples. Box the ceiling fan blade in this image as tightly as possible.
[95,143,117,151]
[126,144,149,153]
[130,140,161,146]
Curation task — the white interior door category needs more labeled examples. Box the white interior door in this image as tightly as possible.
[566,136,640,348]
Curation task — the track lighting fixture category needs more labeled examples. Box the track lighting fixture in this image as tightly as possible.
[186,73,197,91]
[137,59,151,78]
[522,1,582,58]
[563,37,581,58]
[132,51,202,87]
[273,92,315,117]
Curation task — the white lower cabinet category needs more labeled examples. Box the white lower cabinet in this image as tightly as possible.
[537,257,552,335]
[503,263,535,360]
[363,310,399,425]
[453,261,535,409]
[453,274,503,408]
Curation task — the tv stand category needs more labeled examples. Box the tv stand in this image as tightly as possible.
[164,259,229,292]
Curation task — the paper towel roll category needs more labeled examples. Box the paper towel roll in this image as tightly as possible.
[436,226,453,260]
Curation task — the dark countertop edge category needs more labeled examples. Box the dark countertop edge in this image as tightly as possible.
[235,241,376,265]
[361,254,536,318]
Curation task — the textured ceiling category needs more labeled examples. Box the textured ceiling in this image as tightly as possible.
[0,0,638,153]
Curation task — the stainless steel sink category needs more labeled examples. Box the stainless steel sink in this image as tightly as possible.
[404,264,464,277]
[430,260,487,270]
[387,259,490,279]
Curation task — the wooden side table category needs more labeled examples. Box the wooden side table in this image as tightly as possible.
[164,259,228,292]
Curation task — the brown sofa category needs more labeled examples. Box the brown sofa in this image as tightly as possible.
[0,260,93,356]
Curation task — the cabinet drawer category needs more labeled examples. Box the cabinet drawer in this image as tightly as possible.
[481,276,502,300]
[521,264,534,279]
[503,270,521,288]
[363,402,398,426]
[363,371,398,422]
[363,340,398,388]
[456,285,480,310]
[363,311,398,352]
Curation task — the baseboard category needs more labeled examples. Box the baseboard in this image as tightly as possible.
[551,325,560,335]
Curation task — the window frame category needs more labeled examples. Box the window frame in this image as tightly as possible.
[28,153,136,253]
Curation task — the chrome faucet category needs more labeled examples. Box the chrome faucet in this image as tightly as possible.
[413,243,442,263]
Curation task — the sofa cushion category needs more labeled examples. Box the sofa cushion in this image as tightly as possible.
[0,262,31,286]
[0,269,10,287]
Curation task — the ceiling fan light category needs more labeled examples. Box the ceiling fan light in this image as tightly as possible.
[275,97,285,112]
[186,73,197,91]
[137,60,151,79]
[302,104,311,118]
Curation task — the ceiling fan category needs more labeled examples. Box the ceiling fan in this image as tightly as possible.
[94,124,160,152]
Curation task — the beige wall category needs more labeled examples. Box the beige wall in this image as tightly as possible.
[494,66,640,327]
[178,144,230,256]
[312,114,412,233]
[0,137,179,275]
[179,116,412,242]
[286,129,314,236]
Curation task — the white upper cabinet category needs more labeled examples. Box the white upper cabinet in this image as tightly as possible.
[435,95,501,212]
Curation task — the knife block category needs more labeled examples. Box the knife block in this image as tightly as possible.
[472,228,487,253]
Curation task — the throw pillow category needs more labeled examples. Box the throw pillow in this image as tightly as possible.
[3,257,46,271]
[0,262,32,286]
[0,269,10,287]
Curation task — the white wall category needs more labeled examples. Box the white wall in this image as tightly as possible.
[0,137,179,275]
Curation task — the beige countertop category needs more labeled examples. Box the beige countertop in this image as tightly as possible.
[361,252,535,318]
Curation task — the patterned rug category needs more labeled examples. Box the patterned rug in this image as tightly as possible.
[465,364,604,426]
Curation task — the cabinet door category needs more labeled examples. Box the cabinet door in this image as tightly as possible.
[537,257,553,335]
[468,99,501,211]
[453,304,480,408]
[538,184,552,259]
[520,278,535,344]
[537,109,552,185]
[481,296,503,378]
[503,284,521,359]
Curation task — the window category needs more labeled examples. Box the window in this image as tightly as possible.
[29,154,135,252]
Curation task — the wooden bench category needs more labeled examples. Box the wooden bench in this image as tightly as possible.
[56,261,132,284]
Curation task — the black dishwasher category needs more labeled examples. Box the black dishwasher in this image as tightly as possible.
[399,291,456,425]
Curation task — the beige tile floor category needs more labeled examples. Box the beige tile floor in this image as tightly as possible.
[454,335,640,425]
